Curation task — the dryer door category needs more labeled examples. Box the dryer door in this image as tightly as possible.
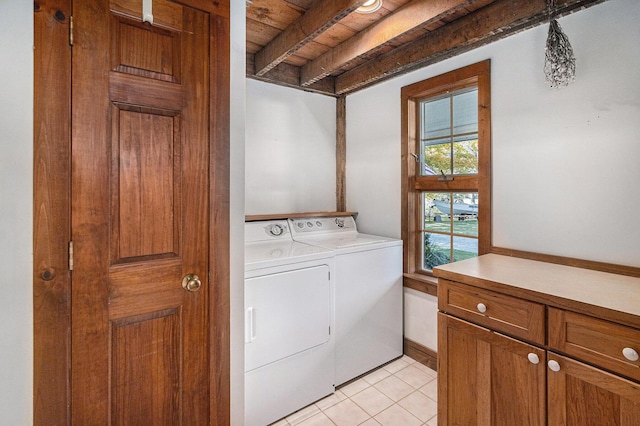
[245,264,331,372]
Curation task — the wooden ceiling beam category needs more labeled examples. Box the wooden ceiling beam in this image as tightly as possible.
[247,53,337,96]
[254,0,368,76]
[300,0,478,87]
[335,0,607,94]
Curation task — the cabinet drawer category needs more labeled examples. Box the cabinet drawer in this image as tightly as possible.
[548,307,640,382]
[438,279,545,345]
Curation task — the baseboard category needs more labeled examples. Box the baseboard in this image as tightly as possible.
[404,337,437,371]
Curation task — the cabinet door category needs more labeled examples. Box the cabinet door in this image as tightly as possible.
[548,353,640,426]
[438,313,546,426]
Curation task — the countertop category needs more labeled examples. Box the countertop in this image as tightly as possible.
[434,254,640,328]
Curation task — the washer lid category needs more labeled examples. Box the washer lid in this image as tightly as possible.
[315,234,387,248]
[293,232,401,252]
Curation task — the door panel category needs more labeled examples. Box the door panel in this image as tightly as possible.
[111,308,181,425]
[71,1,210,423]
[438,313,546,426]
[113,19,182,80]
[115,107,179,260]
[548,353,640,426]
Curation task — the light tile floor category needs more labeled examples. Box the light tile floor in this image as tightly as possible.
[270,356,438,426]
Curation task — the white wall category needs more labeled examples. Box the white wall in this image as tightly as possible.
[0,2,33,424]
[404,288,438,350]
[346,0,640,350]
[491,0,640,265]
[245,80,337,215]
[229,2,246,424]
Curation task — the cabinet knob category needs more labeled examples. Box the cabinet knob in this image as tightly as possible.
[622,347,639,362]
[548,360,561,372]
[527,353,540,364]
[477,303,487,313]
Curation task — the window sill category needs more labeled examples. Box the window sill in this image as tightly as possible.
[403,273,438,297]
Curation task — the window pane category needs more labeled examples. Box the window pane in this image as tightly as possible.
[452,89,477,135]
[421,97,450,140]
[423,232,450,270]
[422,192,479,270]
[424,194,451,232]
[453,236,478,262]
[452,139,478,174]
[451,192,478,236]
[422,142,450,176]
[420,89,479,177]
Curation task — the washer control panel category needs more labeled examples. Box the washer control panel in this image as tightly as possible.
[288,216,356,235]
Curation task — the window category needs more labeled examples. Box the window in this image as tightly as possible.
[401,60,491,280]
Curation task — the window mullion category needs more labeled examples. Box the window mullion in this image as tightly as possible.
[449,95,454,175]
[413,175,479,192]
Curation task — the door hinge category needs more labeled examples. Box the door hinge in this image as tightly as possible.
[69,15,74,46]
[68,241,74,271]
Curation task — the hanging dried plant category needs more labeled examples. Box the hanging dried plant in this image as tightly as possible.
[544,17,576,88]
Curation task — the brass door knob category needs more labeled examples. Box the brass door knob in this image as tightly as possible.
[182,274,202,292]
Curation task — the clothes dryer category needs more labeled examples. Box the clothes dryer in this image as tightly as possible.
[245,220,335,426]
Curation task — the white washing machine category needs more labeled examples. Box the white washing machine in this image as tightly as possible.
[288,216,403,386]
[244,220,335,426]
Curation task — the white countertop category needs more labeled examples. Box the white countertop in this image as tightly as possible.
[434,254,640,322]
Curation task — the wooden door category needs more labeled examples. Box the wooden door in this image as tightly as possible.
[71,1,211,423]
[438,313,546,426]
[547,353,640,426]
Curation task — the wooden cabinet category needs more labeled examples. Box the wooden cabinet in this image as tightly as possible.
[547,353,640,425]
[547,309,640,425]
[438,313,546,425]
[548,308,640,383]
[435,255,640,426]
[439,279,545,345]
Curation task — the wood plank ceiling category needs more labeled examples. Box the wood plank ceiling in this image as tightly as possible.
[246,0,608,97]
